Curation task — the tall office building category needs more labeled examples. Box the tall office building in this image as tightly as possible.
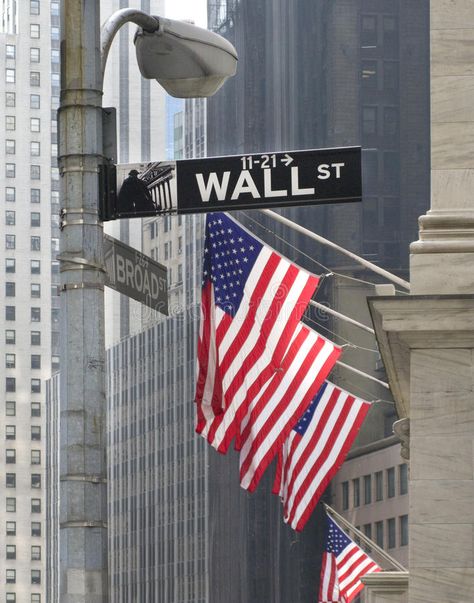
[101,0,167,347]
[0,1,61,600]
[206,0,430,566]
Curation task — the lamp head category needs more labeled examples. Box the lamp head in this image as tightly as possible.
[134,18,238,98]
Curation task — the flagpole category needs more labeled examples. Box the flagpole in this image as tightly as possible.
[323,504,407,572]
[260,209,411,291]
[309,300,376,335]
[335,360,390,389]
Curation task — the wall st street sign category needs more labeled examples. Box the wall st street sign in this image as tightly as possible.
[100,146,361,220]
[104,235,168,315]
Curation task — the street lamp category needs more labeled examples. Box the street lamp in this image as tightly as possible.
[59,3,236,602]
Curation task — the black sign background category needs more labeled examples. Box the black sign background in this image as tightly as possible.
[175,146,361,214]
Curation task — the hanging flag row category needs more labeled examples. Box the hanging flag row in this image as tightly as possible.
[194,211,371,531]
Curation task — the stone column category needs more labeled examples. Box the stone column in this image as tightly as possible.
[361,572,409,603]
[369,2,474,602]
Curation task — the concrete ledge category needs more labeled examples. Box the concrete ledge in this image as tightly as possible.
[361,572,409,603]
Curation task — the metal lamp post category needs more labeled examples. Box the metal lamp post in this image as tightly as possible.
[59,3,236,600]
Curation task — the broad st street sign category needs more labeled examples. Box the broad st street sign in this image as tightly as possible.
[104,235,168,315]
[100,146,361,220]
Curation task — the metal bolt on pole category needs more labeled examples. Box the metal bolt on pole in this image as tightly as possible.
[59,1,108,600]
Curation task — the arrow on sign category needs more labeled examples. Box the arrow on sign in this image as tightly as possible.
[281,154,293,167]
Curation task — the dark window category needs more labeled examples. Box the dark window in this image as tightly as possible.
[5,306,15,321]
[6,473,15,488]
[5,258,15,273]
[31,331,41,345]
[375,520,383,547]
[364,474,372,504]
[31,426,41,441]
[31,474,41,488]
[375,471,383,501]
[6,544,16,559]
[6,449,15,464]
[6,377,15,392]
[399,464,408,495]
[362,106,377,135]
[387,467,395,498]
[361,14,377,47]
[342,481,349,510]
[361,60,377,89]
[400,515,408,546]
[5,425,15,439]
[31,402,41,417]
[31,569,41,584]
[31,498,41,513]
[5,282,15,297]
[387,517,396,548]
[31,355,41,369]
[31,379,41,393]
[383,16,398,56]
[31,522,41,536]
[353,478,360,507]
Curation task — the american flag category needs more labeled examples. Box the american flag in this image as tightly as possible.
[318,514,381,603]
[238,323,341,492]
[274,381,370,531]
[195,212,319,453]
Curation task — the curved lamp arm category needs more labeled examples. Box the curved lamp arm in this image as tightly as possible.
[101,8,160,82]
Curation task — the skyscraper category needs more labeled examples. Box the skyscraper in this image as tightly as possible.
[206,0,430,566]
[0,1,61,600]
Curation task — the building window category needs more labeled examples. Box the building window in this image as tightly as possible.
[5,211,15,226]
[30,24,40,39]
[31,450,41,465]
[5,139,15,154]
[363,523,372,551]
[5,449,15,464]
[5,234,15,249]
[5,92,15,109]
[342,481,349,510]
[31,354,41,369]
[31,331,41,346]
[31,236,41,251]
[375,471,383,501]
[5,400,15,415]
[5,163,15,178]
[31,188,41,203]
[5,425,15,440]
[6,593,16,603]
[30,47,40,63]
[31,379,41,393]
[6,473,15,488]
[387,517,396,548]
[31,402,41,417]
[352,478,360,507]
[6,498,16,512]
[362,106,377,135]
[400,514,408,546]
[5,354,15,369]
[5,68,15,83]
[6,377,16,392]
[362,60,377,88]
[5,331,15,345]
[30,117,40,132]
[5,258,15,272]
[31,570,41,584]
[31,521,41,536]
[6,521,16,535]
[31,595,41,603]
[5,306,15,321]
[375,520,383,547]
[5,282,15,297]
[6,569,15,584]
[31,474,41,488]
[30,71,40,86]
[383,61,398,91]
[31,260,40,274]
[31,546,41,560]
[31,498,41,513]
[31,307,41,322]
[5,44,15,59]
[30,94,40,109]
[361,14,377,47]
[30,0,40,14]
[30,141,40,157]
[387,467,395,498]
[31,426,41,441]
[399,463,408,495]
[31,165,41,180]
[6,544,16,559]
[31,284,41,298]
[5,115,15,130]
[6,187,15,202]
